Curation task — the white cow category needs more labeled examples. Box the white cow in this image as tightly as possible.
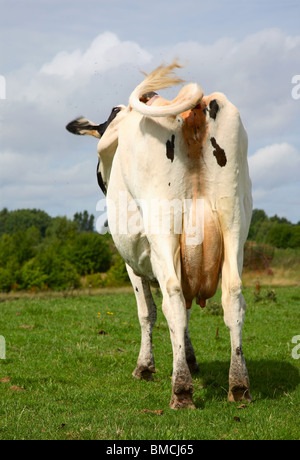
[66,63,253,409]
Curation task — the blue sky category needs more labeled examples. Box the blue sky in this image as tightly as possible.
[0,0,300,223]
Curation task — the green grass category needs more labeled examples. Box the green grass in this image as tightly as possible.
[0,286,299,440]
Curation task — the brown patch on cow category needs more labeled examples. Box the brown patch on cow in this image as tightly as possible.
[210,137,227,167]
[180,97,224,309]
[185,300,192,309]
[196,298,206,308]
[166,134,175,162]
[181,102,208,159]
[181,202,223,308]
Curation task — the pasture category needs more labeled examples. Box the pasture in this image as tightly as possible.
[0,285,299,440]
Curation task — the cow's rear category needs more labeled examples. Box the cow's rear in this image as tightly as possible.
[66,62,252,409]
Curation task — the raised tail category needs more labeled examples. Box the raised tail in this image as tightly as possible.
[129,62,203,117]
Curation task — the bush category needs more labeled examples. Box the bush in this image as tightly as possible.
[0,227,40,269]
[0,268,14,292]
[272,247,300,268]
[21,259,48,290]
[83,273,105,289]
[45,258,81,291]
[21,250,80,291]
[244,241,274,270]
[266,224,292,249]
[104,253,130,287]
[67,233,112,275]
[248,209,300,249]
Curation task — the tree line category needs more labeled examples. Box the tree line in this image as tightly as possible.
[247,209,300,249]
[0,208,128,292]
[0,207,299,292]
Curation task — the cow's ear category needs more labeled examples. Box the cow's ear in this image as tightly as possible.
[66,117,101,138]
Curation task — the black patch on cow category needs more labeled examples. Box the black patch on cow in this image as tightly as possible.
[97,106,122,136]
[210,137,227,167]
[66,106,122,137]
[209,100,219,120]
[202,99,219,120]
[97,161,107,195]
[166,135,175,162]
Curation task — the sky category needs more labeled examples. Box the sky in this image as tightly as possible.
[0,0,300,224]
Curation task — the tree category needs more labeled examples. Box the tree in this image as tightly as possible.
[45,216,77,241]
[0,226,40,268]
[0,267,14,292]
[21,246,80,291]
[0,208,9,236]
[104,253,130,287]
[247,209,268,241]
[73,211,95,232]
[0,208,52,238]
[67,233,112,275]
[289,226,300,248]
[247,209,300,249]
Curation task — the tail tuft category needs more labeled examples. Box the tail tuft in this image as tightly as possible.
[129,62,203,118]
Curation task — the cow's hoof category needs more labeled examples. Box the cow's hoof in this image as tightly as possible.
[170,392,196,410]
[228,386,252,402]
[132,365,155,381]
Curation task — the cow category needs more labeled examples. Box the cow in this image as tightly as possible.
[66,62,253,409]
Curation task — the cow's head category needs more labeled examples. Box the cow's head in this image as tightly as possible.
[66,105,126,139]
[66,105,127,195]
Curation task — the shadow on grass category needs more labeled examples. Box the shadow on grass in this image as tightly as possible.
[193,359,299,403]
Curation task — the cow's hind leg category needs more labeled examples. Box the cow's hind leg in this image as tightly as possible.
[127,265,157,381]
[185,309,199,375]
[162,279,195,409]
[221,239,252,402]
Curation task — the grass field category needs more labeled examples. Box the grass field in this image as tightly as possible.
[0,285,299,440]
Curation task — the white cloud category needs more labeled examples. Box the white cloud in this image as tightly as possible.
[40,32,152,80]
[248,143,300,222]
[249,143,300,189]
[0,149,100,217]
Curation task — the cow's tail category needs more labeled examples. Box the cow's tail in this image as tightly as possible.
[129,62,203,118]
